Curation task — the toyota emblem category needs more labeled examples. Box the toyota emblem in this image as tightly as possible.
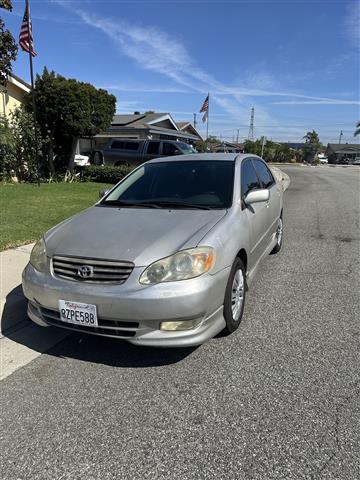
[77,265,94,278]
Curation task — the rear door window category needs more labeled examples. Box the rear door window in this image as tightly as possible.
[124,141,140,151]
[110,141,139,151]
[252,159,275,188]
[146,141,160,155]
[241,159,261,198]
[111,140,125,149]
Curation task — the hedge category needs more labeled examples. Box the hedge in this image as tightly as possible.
[82,165,134,184]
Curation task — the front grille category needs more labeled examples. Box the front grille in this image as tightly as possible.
[40,306,138,338]
[52,256,134,284]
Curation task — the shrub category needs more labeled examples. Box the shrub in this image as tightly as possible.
[82,165,134,184]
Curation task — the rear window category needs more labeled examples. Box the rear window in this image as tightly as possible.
[111,141,140,151]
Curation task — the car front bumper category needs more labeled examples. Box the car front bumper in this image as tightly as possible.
[22,263,230,347]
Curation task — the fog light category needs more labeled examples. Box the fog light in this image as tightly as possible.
[160,318,202,331]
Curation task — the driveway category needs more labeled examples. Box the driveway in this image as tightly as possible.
[0,166,359,479]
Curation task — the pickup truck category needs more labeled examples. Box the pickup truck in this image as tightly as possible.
[91,139,197,167]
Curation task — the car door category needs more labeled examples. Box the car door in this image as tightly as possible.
[161,142,182,157]
[143,141,161,162]
[241,159,270,267]
[252,158,281,247]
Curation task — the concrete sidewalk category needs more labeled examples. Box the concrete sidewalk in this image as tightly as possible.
[0,243,34,336]
[0,243,68,380]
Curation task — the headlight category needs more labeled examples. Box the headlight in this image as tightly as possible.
[30,238,47,272]
[139,247,215,285]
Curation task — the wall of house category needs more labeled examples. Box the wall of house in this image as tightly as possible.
[0,83,27,119]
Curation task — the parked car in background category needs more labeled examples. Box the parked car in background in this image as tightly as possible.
[91,139,197,167]
[23,153,284,348]
[318,154,328,164]
[74,154,90,166]
[353,157,360,165]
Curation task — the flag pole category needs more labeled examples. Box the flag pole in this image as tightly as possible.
[206,92,209,141]
[25,0,40,186]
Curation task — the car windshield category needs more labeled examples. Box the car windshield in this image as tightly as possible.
[101,161,234,209]
[177,142,197,153]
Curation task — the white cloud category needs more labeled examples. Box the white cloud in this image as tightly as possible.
[54,0,359,142]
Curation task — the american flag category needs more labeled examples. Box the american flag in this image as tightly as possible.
[200,94,209,123]
[19,6,37,57]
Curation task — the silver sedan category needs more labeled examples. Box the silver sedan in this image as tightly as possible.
[22,154,284,347]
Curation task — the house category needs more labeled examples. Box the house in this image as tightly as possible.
[80,112,202,153]
[325,143,360,164]
[176,121,203,141]
[0,74,30,119]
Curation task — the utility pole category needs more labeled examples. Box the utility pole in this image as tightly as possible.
[236,129,239,143]
[261,136,266,157]
[248,107,255,141]
[193,113,197,129]
[338,130,343,144]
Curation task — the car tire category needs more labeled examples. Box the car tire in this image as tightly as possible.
[93,152,103,166]
[270,216,283,255]
[222,258,246,335]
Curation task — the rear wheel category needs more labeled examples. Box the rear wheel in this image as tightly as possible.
[222,258,246,335]
[270,216,283,254]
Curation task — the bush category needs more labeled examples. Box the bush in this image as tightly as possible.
[82,165,134,184]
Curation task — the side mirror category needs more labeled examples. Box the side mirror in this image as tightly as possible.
[99,189,109,199]
[244,189,269,205]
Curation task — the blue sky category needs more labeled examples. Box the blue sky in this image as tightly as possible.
[3,0,360,144]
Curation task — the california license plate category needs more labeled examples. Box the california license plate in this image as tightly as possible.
[59,300,98,327]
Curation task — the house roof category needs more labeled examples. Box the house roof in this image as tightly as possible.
[176,121,203,140]
[176,121,190,129]
[102,112,199,141]
[6,73,31,93]
[326,143,360,153]
[112,112,178,129]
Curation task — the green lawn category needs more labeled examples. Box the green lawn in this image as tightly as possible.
[1,182,112,251]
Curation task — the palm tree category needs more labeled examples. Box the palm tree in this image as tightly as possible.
[354,121,360,137]
[303,130,320,143]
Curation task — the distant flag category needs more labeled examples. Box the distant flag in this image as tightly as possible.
[200,94,209,123]
[19,3,37,57]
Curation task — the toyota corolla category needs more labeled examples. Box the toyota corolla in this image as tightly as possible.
[22,153,284,347]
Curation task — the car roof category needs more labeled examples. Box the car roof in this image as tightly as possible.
[147,153,256,164]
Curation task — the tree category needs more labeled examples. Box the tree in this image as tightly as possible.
[302,130,323,163]
[0,107,44,181]
[28,68,116,171]
[354,121,360,137]
[0,0,17,87]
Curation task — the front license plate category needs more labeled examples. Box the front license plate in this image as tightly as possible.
[59,300,98,327]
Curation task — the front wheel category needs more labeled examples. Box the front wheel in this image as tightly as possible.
[222,258,246,335]
[270,216,283,254]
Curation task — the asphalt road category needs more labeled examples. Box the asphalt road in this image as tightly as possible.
[1,166,359,480]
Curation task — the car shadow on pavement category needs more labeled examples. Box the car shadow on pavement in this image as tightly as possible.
[1,285,197,369]
[47,332,197,368]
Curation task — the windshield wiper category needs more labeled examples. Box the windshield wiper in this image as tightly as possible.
[147,201,212,210]
[100,200,161,208]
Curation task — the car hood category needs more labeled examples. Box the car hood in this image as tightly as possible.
[44,206,227,266]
